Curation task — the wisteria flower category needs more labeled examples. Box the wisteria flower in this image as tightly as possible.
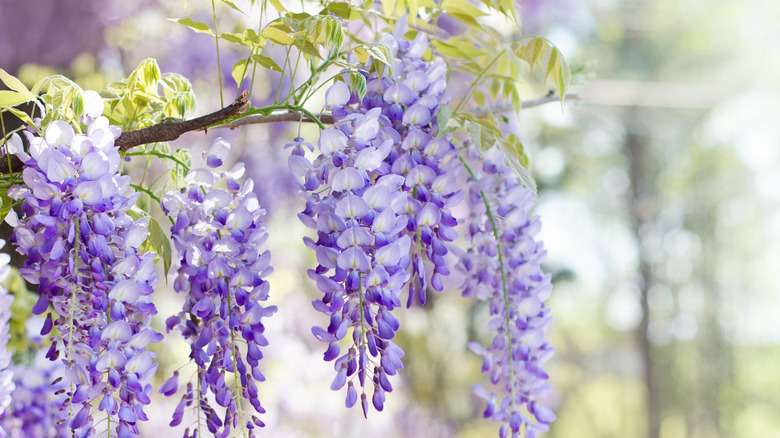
[8,115,161,438]
[162,138,275,437]
[457,147,555,438]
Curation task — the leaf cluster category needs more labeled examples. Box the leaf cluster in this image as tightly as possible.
[101,59,197,131]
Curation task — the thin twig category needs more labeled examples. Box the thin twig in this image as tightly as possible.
[521,92,580,109]
[114,91,250,151]
[470,92,581,117]
[211,111,334,130]
[0,92,249,174]
[0,91,574,175]
[211,93,577,131]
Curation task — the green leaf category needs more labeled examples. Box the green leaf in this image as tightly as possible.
[514,37,570,102]
[327,2,359,19]
[139,59,161,89]
[128,206,173,276]
[0,190,14,223]
[4,107,38,134]
[435,105,452,138]
[0,69,35,101]
[244,29,264,45]
[467,121,482,151]
[170,17,214,36]
[0,90,31,108]
[232,58,250,87]
[348,71,367,101]
[148,216,172,277]
[354,46,370,64]
[219,0,246,15]
[473,90,485,106]
[497,136,536,193]
[252,54,283,72]
[221,32,251,46]
[443,0,488,15]
[263,27,294,45]
[267,0,287,12]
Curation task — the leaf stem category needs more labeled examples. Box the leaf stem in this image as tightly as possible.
[212,0,225,107]
[0,114,13,178]
[126,150,190,173]
[454,50,505,113]
[130,183,162,203]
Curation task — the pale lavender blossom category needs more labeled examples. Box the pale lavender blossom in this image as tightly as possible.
[162,138,274,437]
[293,16,466,415]
[8,115,161,438]
[0,349,70,438]
[0,241,12,438]
[328,16,463,307]
[456,147,555,438]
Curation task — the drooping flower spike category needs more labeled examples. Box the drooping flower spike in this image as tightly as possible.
[290,110,411,416]
[0,348,70,438]
[0,240,13,438]
[7,115,162,438]
[293,16,463,415]
[162,138,275,437]
[457,146,556,438]
[335,17,463,307]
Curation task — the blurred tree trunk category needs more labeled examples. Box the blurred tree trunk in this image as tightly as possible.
[625,109,660,438]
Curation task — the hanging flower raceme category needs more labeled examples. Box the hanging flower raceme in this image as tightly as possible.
[0,241,12,438]
[457,147,555,438]
[7,116,162,438]
[334,17,463,307]
[0,349,70,438]
[290,107,412,416]
[161,138,275,438]
[293,17,464,415]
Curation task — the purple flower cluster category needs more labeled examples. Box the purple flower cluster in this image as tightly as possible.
[290,116,411,416]
[330,18,462,307]
[457,148,555,438]
[162,138,275,438]
[0,349,70,438]
[8,117,161,438]
[292,17,462,415]
[0,241,12,438]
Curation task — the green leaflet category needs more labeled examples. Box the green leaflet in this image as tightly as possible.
[170,17,214,36]
[514,37,572,104]
[128,206,173,277]
[219,0,246,15]
[348,71,367,101]
[252,54,283,73]
[0,69,35,102]
[0,90,32,108]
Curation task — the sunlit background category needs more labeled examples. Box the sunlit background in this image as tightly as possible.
[1,0,779,437]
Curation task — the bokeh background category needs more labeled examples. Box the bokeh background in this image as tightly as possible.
[1,0,779,437]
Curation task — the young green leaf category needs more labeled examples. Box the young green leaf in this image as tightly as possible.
[348,71,367,101]
[435,104,452,138]
[219,0,246,15]
[170,17,215,36]
[252,54,283,72]
[0,90,31,108]
[221,32,251,46]
[0,69,35,101]
[267,0,287,12]
[148,216,173,277]
[128,206,173,276]
[263,27,294,45]
[232,58,250,87]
